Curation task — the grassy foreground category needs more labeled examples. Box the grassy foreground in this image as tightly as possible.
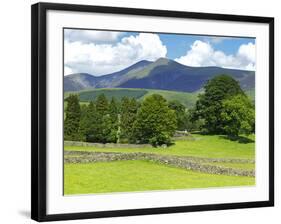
[64,134,255,194]
[64,160,254,195]
[65,134,255,159]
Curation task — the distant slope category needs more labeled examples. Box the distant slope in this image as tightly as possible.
[64,87,254,109]
[64,58,255,93]
[117,58,255,92]
[64,60,152,92]
[65,88,198,108]
[64,73,99,92]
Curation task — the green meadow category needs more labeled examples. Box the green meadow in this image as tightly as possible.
[64,134,255,195]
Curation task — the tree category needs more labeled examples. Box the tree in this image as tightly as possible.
[182,109,204,132]
[132,94,177,146]
[221,94,255,137]
[168,100,186,131]
[106,97,120,143]
[85,94,109,143]
[95,93,109,115]
[120,97,139,143]
[64,94,81,141]
[78,103,89,141]
[193,74,245,134]
[109,97,119,121]
[79,101,98,142]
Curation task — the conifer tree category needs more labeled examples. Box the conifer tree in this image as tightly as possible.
[64,94,81,141]
[120,97,138,143]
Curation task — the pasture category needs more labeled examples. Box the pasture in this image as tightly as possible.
[64,134,255,195]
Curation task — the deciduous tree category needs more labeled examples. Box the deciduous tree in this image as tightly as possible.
[221,94,255,137]
[132,94,177,146]
[193,74,245,134]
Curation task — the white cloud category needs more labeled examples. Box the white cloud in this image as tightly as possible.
[64,66,73,75]
[64,33,167,76]
[237,42,255,65]
[64,29,122,44]
[208,36,235,44]
[175,40,255,71]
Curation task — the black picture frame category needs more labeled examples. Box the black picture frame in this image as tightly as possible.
[31,2,274,222]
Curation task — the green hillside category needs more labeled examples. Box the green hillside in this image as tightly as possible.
[65,88,198,108]
[64,87,254,109]
[139,89,198,108]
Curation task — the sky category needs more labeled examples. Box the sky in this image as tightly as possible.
[64,29,255,76]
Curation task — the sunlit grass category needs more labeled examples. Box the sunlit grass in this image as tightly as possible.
[65,134,255,159]
[64,160,255,195]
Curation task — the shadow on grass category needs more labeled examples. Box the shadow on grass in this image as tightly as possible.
[219,135,255,144]
[191,131,255,144]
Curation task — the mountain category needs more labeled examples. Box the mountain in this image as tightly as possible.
[64,58,255,93]
[64,73,99,92]
[64,60,152,92]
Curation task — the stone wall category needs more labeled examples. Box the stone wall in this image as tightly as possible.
[64,141,152,148]
[64,151,255,177]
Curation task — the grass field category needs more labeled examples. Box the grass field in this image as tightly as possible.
[65,134,255,159]
[64,160,254,195]
[64,134,255,195]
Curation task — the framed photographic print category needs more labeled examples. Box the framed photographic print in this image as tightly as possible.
[31,2,274,222]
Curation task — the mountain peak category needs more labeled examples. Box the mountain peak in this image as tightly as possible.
[154,57,171,64]
[132,60,152,67]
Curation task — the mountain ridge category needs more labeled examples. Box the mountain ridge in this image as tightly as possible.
[64,58,255,93]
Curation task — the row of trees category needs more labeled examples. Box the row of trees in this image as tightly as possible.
[64,74,255,146]
[64,94,179,146]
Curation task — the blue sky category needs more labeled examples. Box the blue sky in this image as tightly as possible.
[64,29,256,76]
[159,34,255,59]
[110,31,255,59]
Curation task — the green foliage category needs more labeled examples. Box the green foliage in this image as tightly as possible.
[106,97,120,143]
[120,97,139,143]
[132,94,177,146]
[81,97,120,144]
[221,94,255,137]
[79,101,100,143]
[95,93,109,115]
[84,94,113,143]
[77,104,89,141]
[183,109,205,132]
[64,94,81,141]
[65,93,178,145]
[168,100,186,130]
[193,74,245,134]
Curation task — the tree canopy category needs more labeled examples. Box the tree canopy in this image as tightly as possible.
[193,74,245,134]
[221,94,255,137]
[132,94,177,146]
